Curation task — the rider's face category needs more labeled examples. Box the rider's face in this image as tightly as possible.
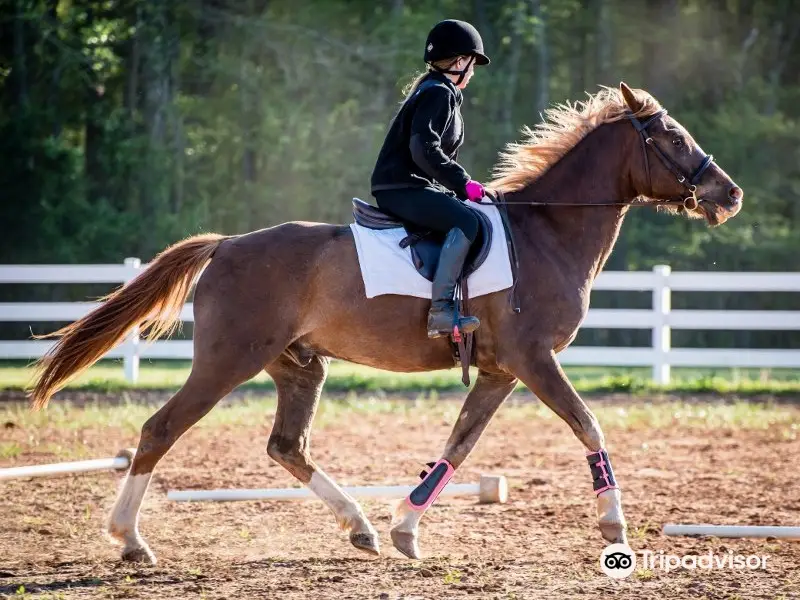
[453,56,475,89]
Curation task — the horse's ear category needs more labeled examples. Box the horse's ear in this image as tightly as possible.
[620,82,643,113]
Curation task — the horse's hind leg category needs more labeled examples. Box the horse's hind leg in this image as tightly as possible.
[107,346,275,564]
[265,354,380,555]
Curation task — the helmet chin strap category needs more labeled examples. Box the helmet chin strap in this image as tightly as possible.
[432,55,475,86]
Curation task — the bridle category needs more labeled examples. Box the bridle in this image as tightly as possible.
[480,109,716,210]
[626,109,714,210]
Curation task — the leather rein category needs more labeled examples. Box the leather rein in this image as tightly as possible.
[479,109,715,210]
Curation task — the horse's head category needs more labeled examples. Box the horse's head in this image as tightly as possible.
[620,82,743,226]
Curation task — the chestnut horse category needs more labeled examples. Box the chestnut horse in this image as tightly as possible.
[30,83,742,563]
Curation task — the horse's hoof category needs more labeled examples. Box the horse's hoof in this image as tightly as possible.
[600,521,627,545]
[390,529,421,560]
[121,546,157,565]
[350,531,380,556]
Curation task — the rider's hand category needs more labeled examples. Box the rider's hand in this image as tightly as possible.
[465,180,485,202]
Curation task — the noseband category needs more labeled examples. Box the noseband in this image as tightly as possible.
[626,109,714,209]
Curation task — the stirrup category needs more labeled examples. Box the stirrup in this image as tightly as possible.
[426,316,480,339]
[427,326,450,339]
[426,320,455,339]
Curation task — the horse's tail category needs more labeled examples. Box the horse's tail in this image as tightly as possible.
[29,234,228,410]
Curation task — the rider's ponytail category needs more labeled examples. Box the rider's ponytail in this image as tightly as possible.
[401,57,463,101]
[402,70,431,99]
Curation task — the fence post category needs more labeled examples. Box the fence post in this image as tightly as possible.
[123,257,142,383]
[652,264,672,385]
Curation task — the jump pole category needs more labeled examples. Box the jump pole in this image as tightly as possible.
[0,448,135,481]
[663,524,800,541]
[169,474,508,504]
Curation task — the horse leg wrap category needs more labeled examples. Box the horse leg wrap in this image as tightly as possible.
[586,449,619,495]
[406,458,455,511]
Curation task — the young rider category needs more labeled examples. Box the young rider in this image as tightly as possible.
[370,19,490,339]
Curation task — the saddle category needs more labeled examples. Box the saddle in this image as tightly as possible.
[351,198,493,282]
[352,197,507,387]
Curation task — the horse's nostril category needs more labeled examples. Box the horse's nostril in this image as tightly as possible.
[729,186,744,203]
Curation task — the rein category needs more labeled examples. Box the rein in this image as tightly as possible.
[476,195,692,209]
[478,109,716,212]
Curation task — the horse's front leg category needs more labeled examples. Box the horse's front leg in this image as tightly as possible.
[390,370,517,559]
[508,348,627,545]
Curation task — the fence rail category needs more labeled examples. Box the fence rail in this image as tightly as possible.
[1,261,799,384]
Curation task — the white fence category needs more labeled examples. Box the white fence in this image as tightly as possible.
[1,261,799,384]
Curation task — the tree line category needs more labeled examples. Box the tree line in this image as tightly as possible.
[2,0,798,347]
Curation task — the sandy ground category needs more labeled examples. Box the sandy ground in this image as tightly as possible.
[1,391,799,599]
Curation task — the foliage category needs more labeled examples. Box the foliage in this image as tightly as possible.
[2,0,799,266]
[1,0,799,352]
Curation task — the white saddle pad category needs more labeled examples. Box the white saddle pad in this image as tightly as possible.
[350,201,514,299]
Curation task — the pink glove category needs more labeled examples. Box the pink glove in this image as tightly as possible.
[465,180,485,202]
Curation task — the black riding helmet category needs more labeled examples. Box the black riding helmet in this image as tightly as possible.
[424,19,490,65]
[424,20,489,86]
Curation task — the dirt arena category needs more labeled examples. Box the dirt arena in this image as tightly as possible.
[2,391,799,599]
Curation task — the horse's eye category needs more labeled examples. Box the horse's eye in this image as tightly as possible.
[672,138,684,147]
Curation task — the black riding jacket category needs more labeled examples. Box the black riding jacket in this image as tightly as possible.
[371,71,471,198]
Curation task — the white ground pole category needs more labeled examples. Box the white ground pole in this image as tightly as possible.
[663,524,800,540]
[168,474,508,504]
[0,448,135,480]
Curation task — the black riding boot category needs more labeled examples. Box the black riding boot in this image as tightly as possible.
[427,228,481,339]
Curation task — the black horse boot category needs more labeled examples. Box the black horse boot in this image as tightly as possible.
[427,228,481,339]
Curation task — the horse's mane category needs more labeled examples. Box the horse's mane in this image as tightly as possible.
[489,86,663,192]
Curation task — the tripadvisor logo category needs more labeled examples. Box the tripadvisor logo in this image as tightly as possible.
[599,544,770,579]
[600,543,636,579]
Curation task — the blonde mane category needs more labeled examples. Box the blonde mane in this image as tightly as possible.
[489,86,663,192]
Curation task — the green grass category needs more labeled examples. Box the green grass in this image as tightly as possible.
[0,394,455,432]
[0,360,798,396]
[0,441,23,459]
[1,393,797,437]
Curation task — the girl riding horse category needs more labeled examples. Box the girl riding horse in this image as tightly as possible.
[371,19,489,339]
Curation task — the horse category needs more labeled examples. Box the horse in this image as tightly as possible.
[29,83,742,564]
